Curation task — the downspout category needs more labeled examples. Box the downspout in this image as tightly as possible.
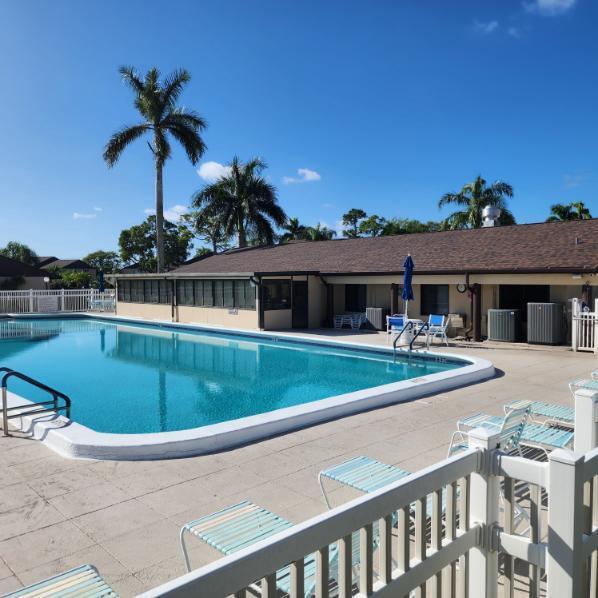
[251,276,264,330]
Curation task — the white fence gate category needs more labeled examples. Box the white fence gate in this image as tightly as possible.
[141,389,598,598]
[0,289,115,314]
[572,298,598,353]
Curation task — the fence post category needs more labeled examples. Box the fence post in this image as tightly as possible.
[546,449,586,597]
[574,388,598,453]
[467,427,500,598]
[28,289,33,313]
[594,298,598,354]
[572,298,579,352]
[60,289,65,311]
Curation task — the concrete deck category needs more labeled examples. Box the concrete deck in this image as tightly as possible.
[0,332,594,596]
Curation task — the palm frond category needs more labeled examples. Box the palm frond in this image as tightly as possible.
[438,192,469,208]
[103,124,149,167]
[162,69,191,109]
[119,66,145,94]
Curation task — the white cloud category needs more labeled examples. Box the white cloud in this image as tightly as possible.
[473,19,499,33]
[283,168,322,185]
[321,202,334,209]
[143,205,188,222]
[73,212,97,220]
[197,161,232,182]
[508,26,522,37]
[563,173,586,188]
[93,206,103,212]
[524,0,576,16]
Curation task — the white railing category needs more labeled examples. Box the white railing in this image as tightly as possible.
[141,389,598,598]
[0,289,115,314]
[572,298,598,353]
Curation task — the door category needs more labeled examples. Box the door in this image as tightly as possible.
[292,281,309,328]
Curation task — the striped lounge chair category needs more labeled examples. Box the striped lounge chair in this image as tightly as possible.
[569,374,598,397]
[4,564,116,598]
[180,500,370,596]
[505,399,574,427]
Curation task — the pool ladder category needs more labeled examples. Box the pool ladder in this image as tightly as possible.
[392,321,430,359]
[0,367,71,436]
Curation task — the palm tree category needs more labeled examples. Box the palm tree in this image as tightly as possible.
[305,223,336,241]
[103,66,207,272]
[439,176,515,229]
[192,157,287,248]
[547,201,592,222]
[280,217,308,242]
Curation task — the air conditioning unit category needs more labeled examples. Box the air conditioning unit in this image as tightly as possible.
[488,309,521,342]
[527,303,565,345]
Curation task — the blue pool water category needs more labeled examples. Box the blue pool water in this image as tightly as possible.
[0,318,464,434]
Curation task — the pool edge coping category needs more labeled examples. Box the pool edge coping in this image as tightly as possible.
[4,313,495,460]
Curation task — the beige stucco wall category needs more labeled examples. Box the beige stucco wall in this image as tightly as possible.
[264,309,292,329]
[177,305,258,329]
[116,302,172,321]
[308,275,326,328]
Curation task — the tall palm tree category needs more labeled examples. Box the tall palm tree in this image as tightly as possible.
[103,66,207,272]
[280,217,307,242]
[192,157,287,248]
[439,175,515,229]
[547,201,592,222]
[305,223,336,241]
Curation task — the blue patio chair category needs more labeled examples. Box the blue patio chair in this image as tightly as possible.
[180,500,373,596]
[425,314,449,347]
[4,564,117,598]
[505,399,574,427]
[386,314,405,343]
[569,376,598,397]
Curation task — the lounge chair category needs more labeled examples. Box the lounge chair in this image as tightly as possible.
[505,399,574,427]
[455,409,574,457]
[424,314,449,347]
[4,564,116,598]
[180,500,370,596]
[569,375,598,397]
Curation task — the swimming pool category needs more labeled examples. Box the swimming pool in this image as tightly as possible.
[0,316,494,459]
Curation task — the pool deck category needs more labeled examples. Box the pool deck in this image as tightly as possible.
[0,330,594,596]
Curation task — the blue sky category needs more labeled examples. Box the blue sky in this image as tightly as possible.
[1,0,596,258]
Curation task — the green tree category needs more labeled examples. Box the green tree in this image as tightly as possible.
[359,214,387,237]
[341,208,367,238]
[439,175,515,229]
[546,201,592,221]
[304,223,336,241]
[50,271,93,289]
[192,157,287,248]
[119,215,193,272]
[0,241,39,266]
[83,250,121,273]
[381,218,442,235]
[103,66,206,272]
[182,211,230,254]
[280,217,308,243]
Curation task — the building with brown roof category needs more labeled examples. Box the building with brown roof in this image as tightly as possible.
[0,256,48,290]
[113,219,598,341]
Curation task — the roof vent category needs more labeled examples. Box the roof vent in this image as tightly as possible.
[482,205,501,227]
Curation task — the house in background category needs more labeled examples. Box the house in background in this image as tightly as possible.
[113,219,598,342]
[0,256,48,290]
[38,257,96,280]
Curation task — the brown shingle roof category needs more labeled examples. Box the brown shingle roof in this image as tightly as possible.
[0,256,47,277]
[168,219,598,276]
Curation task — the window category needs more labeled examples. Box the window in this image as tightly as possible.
[177,280,195,306]
[131,280,144,302]
[420,284,449,315]
[158,280,172,304]
[345,284,367,312]
[146,280,159,304]
[244,280,256,310]
[262,280,291,310]
[203,280,214,306]
[193,280,204,306]
[223,280,234,308]
[213,280,224,307]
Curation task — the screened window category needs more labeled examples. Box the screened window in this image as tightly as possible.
[131,280,144,302]
[193,280,204,306]
[145,279,159,304]
[262,280,291,310]
[224,280,234,308]
[213,280,224,307]
[177,280,195,306]
[203,280,214,306]
[158,280,172,304]
[420,284,449,315]
[243,280,256,310]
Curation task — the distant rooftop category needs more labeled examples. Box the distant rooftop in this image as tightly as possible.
[165,219,598,277]
[0,255,47,277]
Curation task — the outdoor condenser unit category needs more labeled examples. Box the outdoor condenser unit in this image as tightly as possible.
[488,309,521,342]
[527,303,565,345]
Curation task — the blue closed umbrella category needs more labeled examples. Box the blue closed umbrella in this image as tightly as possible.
[98,270,105,293]
[402,254,414,317]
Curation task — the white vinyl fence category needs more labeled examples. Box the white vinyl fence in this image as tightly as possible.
[0,289,115,314]
[141,389,598,598]
[572,297,598,353]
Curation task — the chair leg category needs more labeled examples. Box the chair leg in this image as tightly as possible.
[319,472,333,509]
[180,527,192,572]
